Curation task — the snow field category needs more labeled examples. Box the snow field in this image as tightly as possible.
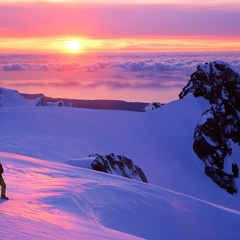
[0,94,240,239]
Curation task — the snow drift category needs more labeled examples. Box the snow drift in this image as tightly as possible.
[1,61,240,239]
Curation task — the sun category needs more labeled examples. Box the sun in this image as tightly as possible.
[65,40,83,52]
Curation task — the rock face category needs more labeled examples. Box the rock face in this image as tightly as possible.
[179,61,240,193]
[90,153,148,183]
[142,102,163,112]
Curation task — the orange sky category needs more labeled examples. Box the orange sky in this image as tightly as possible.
[0,0,240,53]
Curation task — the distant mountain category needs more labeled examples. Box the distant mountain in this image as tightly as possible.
[1,88,149,111]
[0,87,42,107]
[21,93,150,112]
[0,87,74,108]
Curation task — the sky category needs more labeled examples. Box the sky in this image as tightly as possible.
[0,0,240,53]
[0,0,240,102]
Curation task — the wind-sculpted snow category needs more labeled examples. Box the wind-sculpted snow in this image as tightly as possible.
[180,61,240,193]
[1,152,240,240]
[1,81,240,238]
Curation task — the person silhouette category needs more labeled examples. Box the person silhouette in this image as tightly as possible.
[0,163,9,200]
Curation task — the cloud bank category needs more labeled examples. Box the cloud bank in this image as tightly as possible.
[1,52,239,74]
[1,52,239,102]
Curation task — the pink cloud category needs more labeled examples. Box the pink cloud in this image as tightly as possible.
[0,3,240,39]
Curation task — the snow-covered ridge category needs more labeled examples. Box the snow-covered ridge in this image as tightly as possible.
[0,87,42,107]
[1,99,240,239]
[0,87,73,108]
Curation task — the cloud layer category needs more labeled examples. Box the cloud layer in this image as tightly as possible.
[1,52,239,73]
[1,52,240,102]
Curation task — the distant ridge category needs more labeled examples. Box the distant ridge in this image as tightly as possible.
[21,93,149,112]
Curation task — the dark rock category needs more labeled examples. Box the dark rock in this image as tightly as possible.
[232,163,239,178]
[179,61,240,105]
[90,153,148,183]
[205,165,237,194]
[180,61,240,193]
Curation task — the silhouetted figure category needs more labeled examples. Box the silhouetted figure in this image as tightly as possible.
[0,163,9,200]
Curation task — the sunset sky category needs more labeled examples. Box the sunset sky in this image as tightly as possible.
[0,0,240,103]
[1,0,240,53]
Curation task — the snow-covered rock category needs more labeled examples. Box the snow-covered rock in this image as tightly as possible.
[179,61,240,193]
[142,102,163,112]
[90,153,148,183]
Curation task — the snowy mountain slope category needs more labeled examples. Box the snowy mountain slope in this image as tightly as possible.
[0,87,73,108]
[1,152,240,240]
[0,87,41,107]
[0,96,240,205]
[1,85,240,239]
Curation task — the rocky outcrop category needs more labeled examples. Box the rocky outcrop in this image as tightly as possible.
[90,153,148,183]
[179,61,240,193]
[142,102,163,112]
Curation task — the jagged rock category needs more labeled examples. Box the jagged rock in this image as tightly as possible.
[232,163,239,178]
[142,102,163,112]
[205,165,237,194]
[179,61,240,106]
[89,153,148,183]
[180,61,240,193]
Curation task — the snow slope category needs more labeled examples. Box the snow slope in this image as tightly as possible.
[1,95,240,239]
[0,87,41,107]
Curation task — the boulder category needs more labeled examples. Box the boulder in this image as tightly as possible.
[90,153,148,183]
[142,102,163,112]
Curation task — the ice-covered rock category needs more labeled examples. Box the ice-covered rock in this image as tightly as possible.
[142,102,163,112]
[90,153,148,183]
[179,61,240,193]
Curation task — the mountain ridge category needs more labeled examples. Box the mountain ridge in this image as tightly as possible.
[20,92,150,112]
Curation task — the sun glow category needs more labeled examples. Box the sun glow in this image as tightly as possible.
[64,40,83,52]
